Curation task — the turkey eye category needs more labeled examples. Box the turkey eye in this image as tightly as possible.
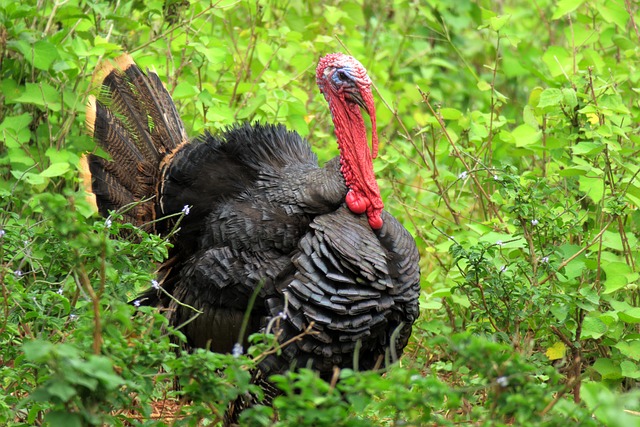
[336,70,349,82]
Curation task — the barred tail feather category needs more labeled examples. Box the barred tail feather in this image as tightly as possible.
[85,54,189,229]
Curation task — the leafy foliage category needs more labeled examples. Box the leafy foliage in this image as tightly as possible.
[1,0,640,425]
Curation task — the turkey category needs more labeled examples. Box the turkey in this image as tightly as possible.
[83,52,420,409]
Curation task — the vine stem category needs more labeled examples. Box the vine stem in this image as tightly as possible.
[419,89,504,224]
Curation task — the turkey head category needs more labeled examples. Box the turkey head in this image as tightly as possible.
[316,53,384,230]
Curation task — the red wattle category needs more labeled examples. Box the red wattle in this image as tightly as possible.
[346,190,368,214]
[367,213,383,230]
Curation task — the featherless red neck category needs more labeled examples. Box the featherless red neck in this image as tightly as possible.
[316,53,384,229]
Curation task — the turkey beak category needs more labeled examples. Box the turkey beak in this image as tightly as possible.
[354,85,378,159]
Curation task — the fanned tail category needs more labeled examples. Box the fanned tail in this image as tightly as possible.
[83,54,189,229]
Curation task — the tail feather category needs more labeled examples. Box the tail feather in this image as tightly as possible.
[85,54,189,229]
[116,57,188,153]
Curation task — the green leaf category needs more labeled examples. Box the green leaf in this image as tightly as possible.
[615,340,640,361]
[511,124,541,147]
[45,411,83,427]
[537,88,563,109]
[562,88,577,108]
[542,46,574,78]
[31,40,60,70]
[571,141,604,156]
[440,108,462,120]
[551,0,586,19]
[489,15,511,32]
[13,83,61,111]
[477,80,492,91]
[620,361,640,379]
[23,340,55,363]
[602,261,631,294]
[599,0,628,30]
[0,113,32,147]
[578,173,604,203]
[592,358,621,379]
[46,379,77,401]
[618,307,640,324]
[581,316,607,339]
[40,162,70,178]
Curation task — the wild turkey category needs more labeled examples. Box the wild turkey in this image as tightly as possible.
[83,52,420,409]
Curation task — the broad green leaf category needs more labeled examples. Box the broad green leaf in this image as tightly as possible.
[23,340,55,363]
[551,0,586,19]
[0,113,32,147]
[537,88,563,109]
[31,40,60,70]
[45,411,83,427]
[522,105,539,128]
[0,113,32,132]
[557,165,591,177]
[615,340,640,361]
[477,80,492,92]
[10,170,47,186]
[618,308,640,324]
[5,148,36,167]
[599,0,628,30]
[13,83,61,112]
[489,15,511,32]
[578,174,604,203]
[562,88,578,108]
[602,261,631,294]
[440,108,462,120]
[172,81,199,100]
[511,124,541,147]
[571,141,604,156]
[550,304,568,322]
[620,361,640,379]
[46,380,77,401]
[581,316,607,339]
[592,358,621,379]
[528,87,544,107]
[542,46,574,78]
[40,162,70,178]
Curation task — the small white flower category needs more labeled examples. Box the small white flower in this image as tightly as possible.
[496,240,503,246]
[500,265,507,273]
[57,288,63,295]
[458,171,468,180]
[105,218,112,228]
[14,270,23,278]
[541,256,549,263]
[133,300,141,307]
[151,279,160,290]
[69,314,78,321]
[0,229,5,238]
[531,219,539,226]
[182,205,191,216]
[496,376,509,387]
[278,311,287,320]
[232,343,243,358]
[493,175,499,181]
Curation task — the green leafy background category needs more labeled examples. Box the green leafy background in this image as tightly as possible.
[1,0,640,425]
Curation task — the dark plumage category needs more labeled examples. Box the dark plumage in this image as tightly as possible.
[83,53,420,420]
